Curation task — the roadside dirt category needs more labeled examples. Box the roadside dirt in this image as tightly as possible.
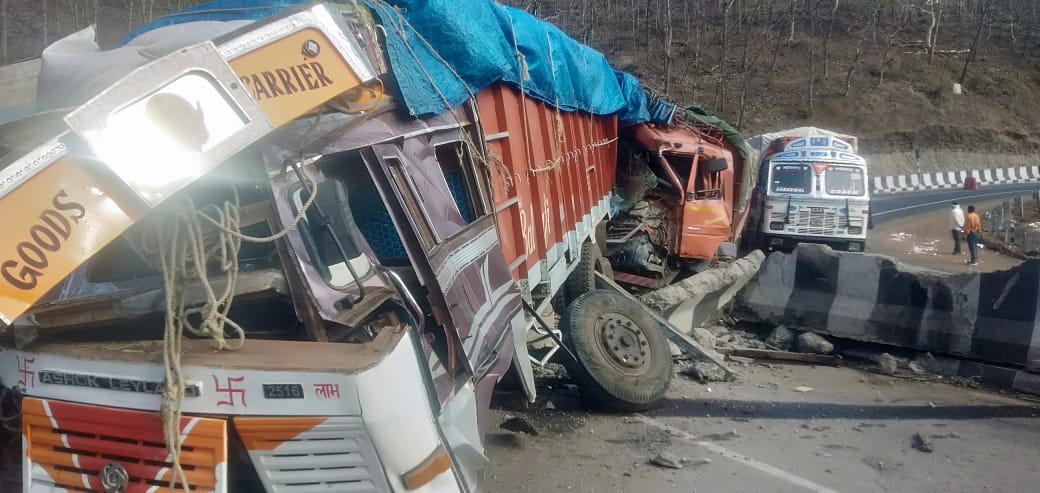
[486,361,1040,493]
[869,197,1023,273]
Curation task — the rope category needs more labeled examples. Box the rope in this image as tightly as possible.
[144,113,323,492]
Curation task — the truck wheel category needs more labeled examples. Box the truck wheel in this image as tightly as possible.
[563,241,601,304]
[559,290,672,412]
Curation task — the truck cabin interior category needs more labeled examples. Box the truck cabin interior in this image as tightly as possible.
[10,111,477,373]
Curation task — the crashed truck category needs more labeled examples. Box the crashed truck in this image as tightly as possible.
[607,97,755,289]
[744,127,870,252]
[0,1,746,492]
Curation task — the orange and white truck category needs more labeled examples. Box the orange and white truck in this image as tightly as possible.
[0,2,738,492]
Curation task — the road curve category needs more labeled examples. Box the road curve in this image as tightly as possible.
[870,183,1040,227]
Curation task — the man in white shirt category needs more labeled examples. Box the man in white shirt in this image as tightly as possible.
[949,202,965,255]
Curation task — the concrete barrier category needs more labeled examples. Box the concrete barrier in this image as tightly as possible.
[736,244,1040,373]
[872,166,1040,194]
[641,250,766,331]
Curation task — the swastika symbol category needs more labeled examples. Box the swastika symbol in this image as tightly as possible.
[17,356,35,388]
[213,375,247,408]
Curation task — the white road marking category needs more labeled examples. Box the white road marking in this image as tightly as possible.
[874,189,1037,217]
[636,414,841,493]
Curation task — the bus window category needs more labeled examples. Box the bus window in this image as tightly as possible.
[824,166,865,196]
[770,163,811,194]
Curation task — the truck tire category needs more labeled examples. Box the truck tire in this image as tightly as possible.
[562,241,600,304]
[559,290,672,412]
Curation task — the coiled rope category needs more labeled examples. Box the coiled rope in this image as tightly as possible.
[146,116,322,492]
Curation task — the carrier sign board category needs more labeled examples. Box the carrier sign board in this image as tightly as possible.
[228,28,364,127]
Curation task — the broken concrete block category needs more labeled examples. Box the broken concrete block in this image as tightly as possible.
[650,452,684,469]
[765,325,796,350]
[878,353,899,375]
[912,352,961,377]
[681,361,731,383]
[691,327,717,348]
[642,250,765,332]
[797,332,834,354]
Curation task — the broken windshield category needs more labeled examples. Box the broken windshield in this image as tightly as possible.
[769,163,811,194]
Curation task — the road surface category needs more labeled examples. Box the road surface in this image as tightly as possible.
[485,362,1040,493]
[871,183,1040,226]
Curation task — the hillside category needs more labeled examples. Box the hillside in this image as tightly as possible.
[505,0,1040,175]
[2,0,1040,176]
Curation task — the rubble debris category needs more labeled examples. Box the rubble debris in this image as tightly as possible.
[691,327,717,348]
[681,361,732,383]
[717,348,841,366]
[699,430,740,441]
[650,452,684,469]
[687,458,712,467]
[792,386,813,393]
[765,325,797,350]
[908,360,926,375]
[878,353,899,375]
[796,332,834,355]
[499,417,539,436]
[912,432,935,453]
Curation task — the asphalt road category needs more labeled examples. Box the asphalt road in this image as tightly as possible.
[871,183,1040,226]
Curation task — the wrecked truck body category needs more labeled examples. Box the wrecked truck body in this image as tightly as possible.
[607,101,755,289]
[0,1,736,491]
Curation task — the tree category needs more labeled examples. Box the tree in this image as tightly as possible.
[959,0,992,86]
[1,0,7,63]
[714,0,736,113]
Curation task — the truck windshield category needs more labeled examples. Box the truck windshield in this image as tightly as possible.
[825,166,866,196]
[770,163,811,194]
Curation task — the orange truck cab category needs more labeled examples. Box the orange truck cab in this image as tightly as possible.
[605,106,751,289]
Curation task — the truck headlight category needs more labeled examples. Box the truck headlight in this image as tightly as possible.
[769,221,785,231]
[848,226,863,235]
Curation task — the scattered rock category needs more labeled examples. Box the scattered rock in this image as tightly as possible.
[912,352,961,376]
[796,332,834,355]
[765,325,797,350]
[669,342,682,357]
[686,458,712,468]
[681,362,731,383]
[717,334,735,346]
[650,452,684,469]
[907,360,926,375]
[912,433,935,453]
[499,417,539,436]
[878,353,899,375]
[793,386,813,393]
[700,430,740,441]
[544,401,556,410]
[692,327,717,348]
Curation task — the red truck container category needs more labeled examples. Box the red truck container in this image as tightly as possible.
[477,83,617,295]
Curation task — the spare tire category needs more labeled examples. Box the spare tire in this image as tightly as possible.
[559,290,672,412]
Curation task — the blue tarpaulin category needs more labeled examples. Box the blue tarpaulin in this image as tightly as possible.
[125,0,649,126]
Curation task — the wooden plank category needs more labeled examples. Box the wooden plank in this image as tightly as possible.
[716,348,842,366]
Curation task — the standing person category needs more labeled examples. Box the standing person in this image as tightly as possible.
[963,205,982,266]
[949,202,965,254]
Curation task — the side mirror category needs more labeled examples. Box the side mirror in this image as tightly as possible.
[706,157,729,174]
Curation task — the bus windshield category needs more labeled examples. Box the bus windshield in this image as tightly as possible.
[770,163,812,194]
[825,165,866,196]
